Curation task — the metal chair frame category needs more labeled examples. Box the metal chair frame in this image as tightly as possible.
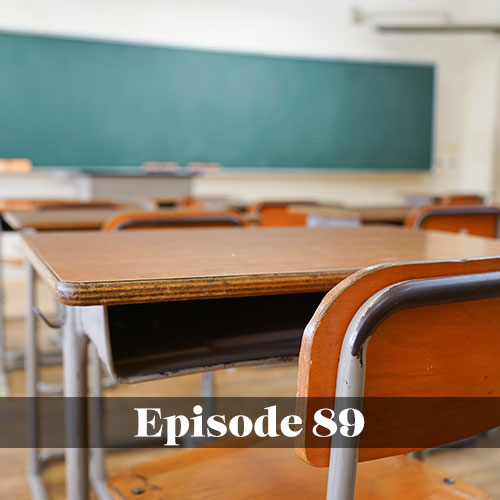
[326,270,500,499]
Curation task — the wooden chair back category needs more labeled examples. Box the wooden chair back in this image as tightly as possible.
[248,201,318,227]
[297,256,500,467]
[101,210,248,231]
[405,205,500,237]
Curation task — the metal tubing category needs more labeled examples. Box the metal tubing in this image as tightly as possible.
[63,306,89,500]
[3,350,62,372]
[28,473,48,500]
[89,342,113,500]
[33,303,66,329]
[326,345,365,500]
[39,448,65,466]
[326,270,500,500]
[0,221,8,396]
[201,371,215,398]
[37,381,63,396]
[25,260,48,499]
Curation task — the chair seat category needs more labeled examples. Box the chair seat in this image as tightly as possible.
[108,447,490,500]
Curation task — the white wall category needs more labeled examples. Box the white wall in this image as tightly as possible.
[1,0,500,204]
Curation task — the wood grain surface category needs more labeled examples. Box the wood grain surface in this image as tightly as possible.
[297,256,500,467]
[20,226,500,306]
[107,448,489,500]
[289,205,362,220]
[282,204,413,224]
[346,205,414,224]
[405,205,500,237]
[3,209,122,231]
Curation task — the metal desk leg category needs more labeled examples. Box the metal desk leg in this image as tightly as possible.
[89,342,113,500]
[201,371,214,398]
[25,261,48,500]
[0,221,8,396]
[63,305,89,500]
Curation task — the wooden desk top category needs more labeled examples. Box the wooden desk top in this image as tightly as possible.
[3,209,122,231]
[345,205,414,223]
[0,199,67,213]
[289,205,361,220]
[21,226,500,307]
[287,204,413,224]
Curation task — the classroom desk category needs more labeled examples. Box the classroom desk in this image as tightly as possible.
[136,194,250,213]
[342,205,414,224]
[0,207,136,498]
[20,226,500,500]
[0,201,132,395]
[288,205,362,227]
[289,204,414,225]
[3,208,123,232]
[400,192,485,206]
[0,207,138,400]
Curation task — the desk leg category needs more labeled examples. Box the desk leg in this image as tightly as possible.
[63,305,89,500]
[25,261,49,500]
[0,221,8,396]
[89,342,113,500]
[201,371,214,398]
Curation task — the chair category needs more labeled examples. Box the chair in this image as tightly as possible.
[288,206,361,228]
[405,205,500,238]
[101,209,248,231]
[247,200,319,227]
[108,256,500,499]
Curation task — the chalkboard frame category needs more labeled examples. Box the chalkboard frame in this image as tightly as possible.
[0,30,436,172]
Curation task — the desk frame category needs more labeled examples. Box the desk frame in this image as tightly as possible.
[25,265,322,500]
[0,222,7,396]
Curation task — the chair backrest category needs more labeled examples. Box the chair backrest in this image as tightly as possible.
[440,194,484,205]
[296,256,500,468]
[101,210,248,231]
[248,200,318,227]
[405,204,500,237]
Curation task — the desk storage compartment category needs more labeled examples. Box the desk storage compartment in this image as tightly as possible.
[92,292,324,381]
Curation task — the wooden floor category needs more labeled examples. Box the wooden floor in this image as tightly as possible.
[2,318,500,499]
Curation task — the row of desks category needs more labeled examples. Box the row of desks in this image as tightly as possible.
[2,203,413,232]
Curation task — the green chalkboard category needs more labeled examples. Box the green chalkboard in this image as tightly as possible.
[0,32,434,170]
